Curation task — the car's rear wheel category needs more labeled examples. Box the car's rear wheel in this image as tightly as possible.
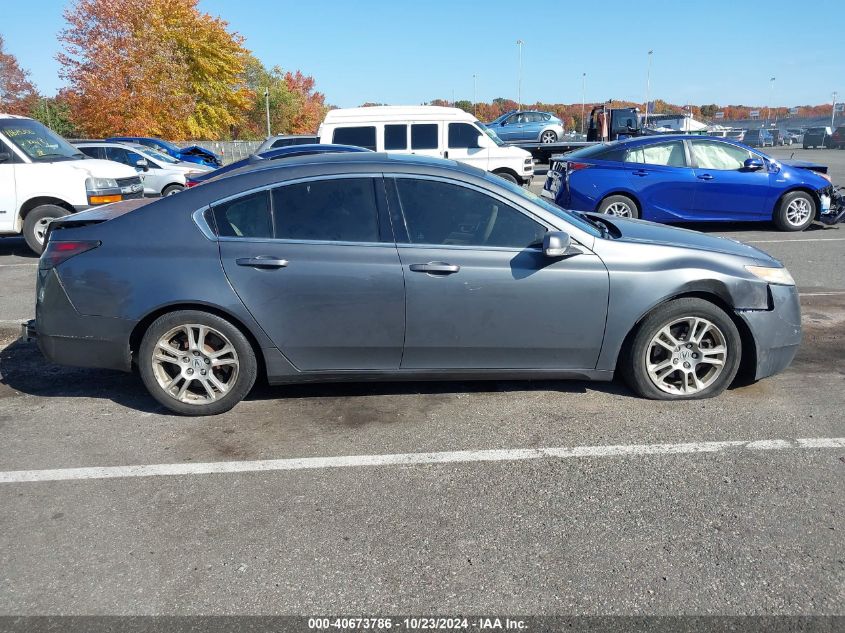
[598,194,639,219]
[139,310,257,416]
[162,184,184,196]
[540,130,558,144]
[774,191,815,231]
[23,204,70,255]
[622,298,741,400]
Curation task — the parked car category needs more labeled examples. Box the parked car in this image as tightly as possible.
[255,134,320,154]
[802,127,832,149]
[77,141,211,196]
[107,137,222,167]
[725,129,745,142]
[830,126,845,149]
[0,114,142,254]
[742,129,774,148]
[186,144,371,187]
[769,129,790,146]
[786,128,805,144]
[318,106,534,184]
[30,152,801,415]
[485,110,565,144]
[542,135,834,231]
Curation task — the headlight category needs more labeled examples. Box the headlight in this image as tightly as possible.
[745,265,795,286]
[819,172,832,183]
[86,177,118,190]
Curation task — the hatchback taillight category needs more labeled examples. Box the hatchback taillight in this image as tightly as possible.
[40,240,101,270]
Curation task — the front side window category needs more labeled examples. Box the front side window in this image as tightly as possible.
[212,190,273,239]
[625,141,686,167]
[384,124,408,150]
[104,146,146,168]
[395,178,546,249]
[272,178,379,243]
[79,146,103,160]
[448,123,481,149]
[691,141,752,170]
[332,126,377,151]
[411,124,438,150]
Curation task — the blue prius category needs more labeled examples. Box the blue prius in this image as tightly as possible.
[543,135,835,231]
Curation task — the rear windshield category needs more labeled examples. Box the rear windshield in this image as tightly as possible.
[565,141,621,159]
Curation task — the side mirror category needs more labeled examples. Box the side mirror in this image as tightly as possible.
[543,231,575,257]
[135,158,149,171]
[744,158,764,170]
[0,151,10,163]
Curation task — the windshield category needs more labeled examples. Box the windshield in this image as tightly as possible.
[137,146,179,164]
[476,122,505,147]
[0,118,84,162]
[485,172,602,238]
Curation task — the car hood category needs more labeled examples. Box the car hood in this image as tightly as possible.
[170,161,212,172]
[63,158,138,179]
[778,159,828,175]
[592,214,779,265]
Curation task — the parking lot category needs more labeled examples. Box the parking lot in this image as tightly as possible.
[0,148,843,615]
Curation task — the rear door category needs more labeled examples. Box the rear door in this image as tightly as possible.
[216,176,405,371]
[409,122,442,159]
[623,140,698,221]
[688,139,770,220]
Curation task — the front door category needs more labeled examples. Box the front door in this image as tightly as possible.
[0,139,16,232]
[409,122,443,159]
[389,177,609,370]
[444,122,489,171]
[216,177,405,371]
[688,139,770,220]
[497,113,526,141]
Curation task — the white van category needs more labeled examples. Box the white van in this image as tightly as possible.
[0,114,143,253]
[318,106,534,185]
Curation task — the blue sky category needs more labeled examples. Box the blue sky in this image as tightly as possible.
[3,0,843,108]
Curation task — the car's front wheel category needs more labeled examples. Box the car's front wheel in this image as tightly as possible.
[774,191,815,231]
[622,298,741,400]
[139,310,258,416]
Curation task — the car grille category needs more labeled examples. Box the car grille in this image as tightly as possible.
[116,176,142,188]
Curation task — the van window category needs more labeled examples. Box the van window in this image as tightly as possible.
[332,126,377,151]
[384,124,408,150]
[448,123,481,149]
[411,124,438,150]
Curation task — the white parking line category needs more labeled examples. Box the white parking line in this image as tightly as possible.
[799,292,845,297]
[746,238,845,243]
[1,437,842,484]
[0,263,37,268]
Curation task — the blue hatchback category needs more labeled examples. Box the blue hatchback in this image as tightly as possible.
[543,135,834,231]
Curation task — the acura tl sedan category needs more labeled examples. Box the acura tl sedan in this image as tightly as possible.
[543,135,834,231]
[30,153,801,416]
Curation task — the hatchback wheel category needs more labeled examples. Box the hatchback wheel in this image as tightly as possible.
[622,298,741,400]
[774,191,815,231]
[139,310,257,416]
[598,194,639,219]
[540,130,558,144]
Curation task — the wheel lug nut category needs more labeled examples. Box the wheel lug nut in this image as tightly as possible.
[692,353,698,359]
[204,358,210,364]
[193,351,199,356]
[187,368,194,375]
[182,357,188,363]
[673,359,678,364]
[683,362,690,368]
[200,370,206,376]
[686,344,692,349]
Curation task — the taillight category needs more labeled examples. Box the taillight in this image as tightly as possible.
[567,161,592,172]
[40,240,101,270]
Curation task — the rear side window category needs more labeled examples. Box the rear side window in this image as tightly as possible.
[384,124,408,150]
[272,178,380,243]
[213,190,273,239]
[411,124,438,150]
[448,123,481,149]
[332,126,376,151]
[271,138,296,148]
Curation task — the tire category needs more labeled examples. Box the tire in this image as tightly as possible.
[540,130,558,144]
[493,170,519,184]
[774,190,815,232]
[138,310,258,416]
[162,184,184,196]
[622,298,741,400]
[597,194,640,219]
[23,204,70,255]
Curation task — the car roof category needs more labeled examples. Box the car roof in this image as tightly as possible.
[257,143,372,158]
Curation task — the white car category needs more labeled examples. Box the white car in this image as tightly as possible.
[318,106,534,185]
[76,141,212,197]
[0,114,143,253]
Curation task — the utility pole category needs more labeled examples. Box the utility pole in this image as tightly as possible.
[833,91,838,129]
[264,87,271,137]
[767,77,775,121]
[516,39,524,111]
[581,72,586,135]
[473,74,477,116]
[644,50,653,127]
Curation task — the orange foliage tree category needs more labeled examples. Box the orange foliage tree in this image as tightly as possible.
[0,35,37,115]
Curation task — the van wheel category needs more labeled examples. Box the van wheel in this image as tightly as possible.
[162,184,184,196]
[139,310,258,416]
[493,170,519,184]
[23,204,70,255]
[774,191,815,231]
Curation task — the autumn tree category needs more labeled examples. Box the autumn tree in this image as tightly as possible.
[58,0,251,139]
[0,35,37,115]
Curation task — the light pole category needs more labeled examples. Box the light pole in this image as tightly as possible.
[264,87,271,137]
[581,72,586,135]
[516,39,524,111]
[833,91,838,129]
[473,74,477,116]
[644,50,653,127]
[767,77,775,121]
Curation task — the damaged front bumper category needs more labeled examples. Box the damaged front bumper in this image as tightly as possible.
[819,185,845,225]
[736,284,802,380]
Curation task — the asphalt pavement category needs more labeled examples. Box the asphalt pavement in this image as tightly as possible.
[0,148,843,617]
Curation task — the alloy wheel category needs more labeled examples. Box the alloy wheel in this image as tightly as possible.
[645,316,727,395]
[151,324,240,404]
[785,198,812,227]
[604,202,632,217]
[540,131,557,144]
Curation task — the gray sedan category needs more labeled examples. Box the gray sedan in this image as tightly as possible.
[31,153,801,415]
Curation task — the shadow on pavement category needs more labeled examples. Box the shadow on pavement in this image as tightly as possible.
[0,236,37,258]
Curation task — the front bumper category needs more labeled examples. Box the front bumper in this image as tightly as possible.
[736,284,802,381]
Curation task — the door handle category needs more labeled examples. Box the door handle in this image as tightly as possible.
[236,256,288,269]
[409,262,460,275]
[443,150,449,159]
[697,173,714,180]
[632,170,648,176]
